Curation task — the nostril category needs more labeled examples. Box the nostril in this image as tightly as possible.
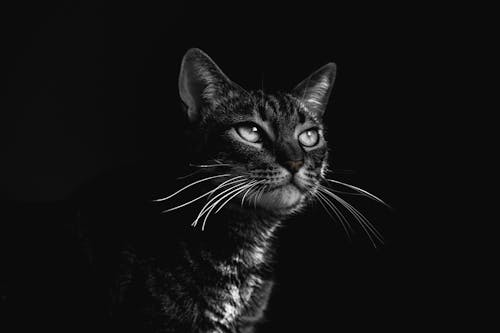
[283,160,304,173]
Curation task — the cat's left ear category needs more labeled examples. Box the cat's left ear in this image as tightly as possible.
[292,63,337,117]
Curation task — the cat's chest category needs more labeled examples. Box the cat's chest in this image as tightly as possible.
[204,270,263,328]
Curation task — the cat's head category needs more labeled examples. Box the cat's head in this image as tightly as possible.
[178,48,336,217]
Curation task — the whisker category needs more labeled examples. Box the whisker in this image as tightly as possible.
[161,189,213,213]
[161,176,243,213]
[215,181,259,214]
[241,181,261,207]
[320,188,377,247]
[313,192,352,241]
[189,163,234,168]
[176,169,203,180]
[257,184,268,202]
[324,178,390,208]
[253,184,262,209]
[207,176,247,200]
[328,189,366,196]
[315,190,353,236]
[193,179,249,227]
[153,174,232,202]
[243,183,260,209]
[317,188,353,230]
[328,169,357,175]
[253,183,267,209]
[200,183,251,230]
[319,186,384,247]
[162,176,244,220]
[336,195,384,243]
[196,181,247,219]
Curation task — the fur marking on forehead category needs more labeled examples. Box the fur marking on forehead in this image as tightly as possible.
[250,92,322,129]
[295,97,321,124]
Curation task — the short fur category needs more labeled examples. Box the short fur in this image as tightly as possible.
[113,48,336,333]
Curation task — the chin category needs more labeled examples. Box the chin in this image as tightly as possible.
[257,184,305,214]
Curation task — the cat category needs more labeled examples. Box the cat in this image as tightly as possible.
[111,48,338,333]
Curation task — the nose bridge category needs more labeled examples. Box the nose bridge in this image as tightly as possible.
[273,119,304,173]
[275,137,304,164]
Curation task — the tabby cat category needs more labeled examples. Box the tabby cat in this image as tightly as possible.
[113,48,345,333]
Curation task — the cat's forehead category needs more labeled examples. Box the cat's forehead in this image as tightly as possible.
[258,93,320,124]
[226,91,321,128]
[256,92,322,132]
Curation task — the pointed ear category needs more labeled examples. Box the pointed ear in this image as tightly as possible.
[292,63,337,118]
[178,48,246,122]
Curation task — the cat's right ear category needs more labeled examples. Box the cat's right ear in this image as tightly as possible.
[179,48,243,122]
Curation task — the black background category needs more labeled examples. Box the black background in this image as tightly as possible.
[0,1,475,332]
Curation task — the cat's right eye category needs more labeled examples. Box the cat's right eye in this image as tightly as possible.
[235,124,262,143]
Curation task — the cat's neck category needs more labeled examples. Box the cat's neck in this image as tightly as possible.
[182,206,282,270]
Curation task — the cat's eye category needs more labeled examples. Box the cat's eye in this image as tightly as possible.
[298,128,320,147]
[235,124,262,143]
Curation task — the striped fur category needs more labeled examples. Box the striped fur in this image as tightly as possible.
[114,48,336,332]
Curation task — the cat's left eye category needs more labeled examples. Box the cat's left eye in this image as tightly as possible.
[298,128,320,147]
[235,124,262,143]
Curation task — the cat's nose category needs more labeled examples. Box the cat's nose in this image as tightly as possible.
[283,160,304,174]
